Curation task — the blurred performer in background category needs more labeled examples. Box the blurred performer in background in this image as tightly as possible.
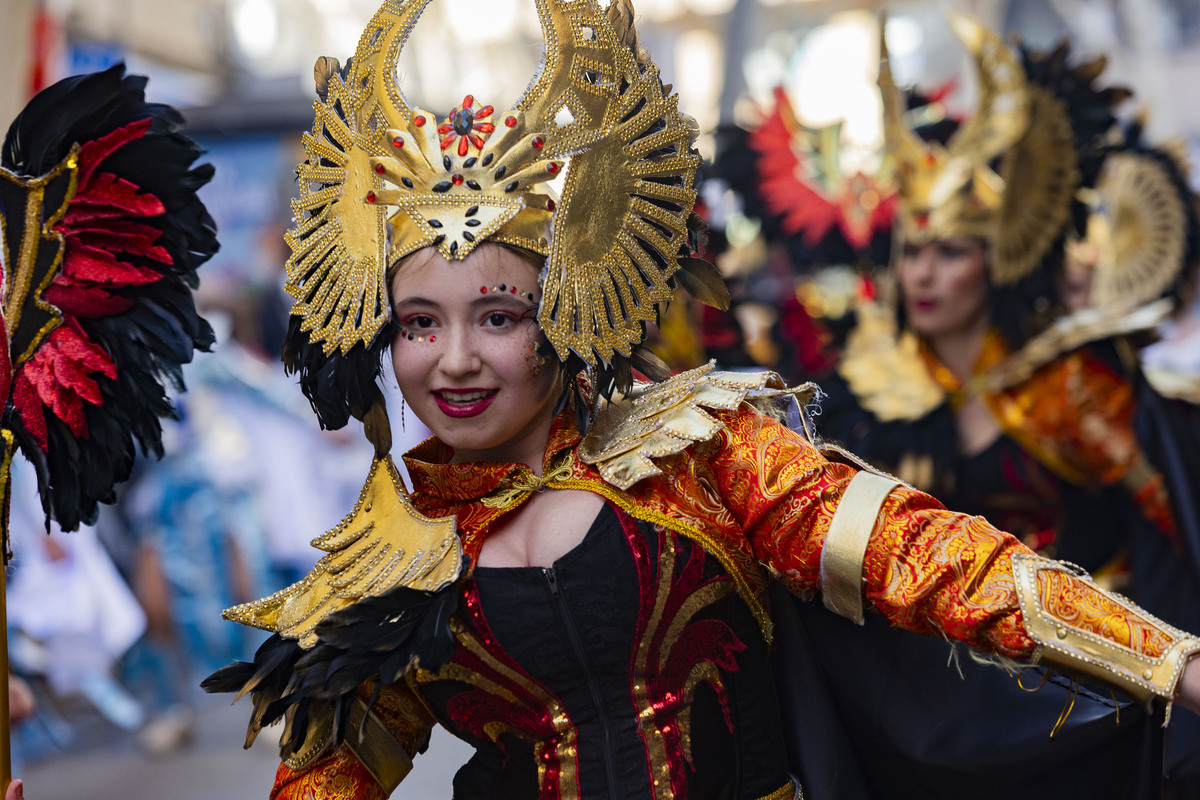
[0,64,218,796]
[806,14,1200,796]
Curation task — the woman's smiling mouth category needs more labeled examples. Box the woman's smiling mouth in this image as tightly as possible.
[433,388,499,418]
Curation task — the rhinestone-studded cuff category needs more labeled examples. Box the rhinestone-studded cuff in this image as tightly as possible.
[1012,553,1200,717]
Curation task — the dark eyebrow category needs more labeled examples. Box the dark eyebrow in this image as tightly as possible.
[392,294,535,312]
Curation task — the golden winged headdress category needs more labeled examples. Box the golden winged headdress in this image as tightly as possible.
[1066,127,1199,312]
[282,0,729,449]
[879,13,1128,287]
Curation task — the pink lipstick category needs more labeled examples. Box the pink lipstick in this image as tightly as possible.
[433,388,498,418]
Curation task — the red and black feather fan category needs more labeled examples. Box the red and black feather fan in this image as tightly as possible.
[0,63,216,540]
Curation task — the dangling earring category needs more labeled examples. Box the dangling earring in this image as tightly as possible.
[400,396,407,431]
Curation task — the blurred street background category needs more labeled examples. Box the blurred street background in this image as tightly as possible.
[2,0,1200,797]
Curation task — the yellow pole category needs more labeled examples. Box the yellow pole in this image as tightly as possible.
[0,559,10,794]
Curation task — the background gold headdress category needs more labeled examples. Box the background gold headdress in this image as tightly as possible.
[1068,136,1198,311]
[285,0,722,368]
[880,13,1106,286]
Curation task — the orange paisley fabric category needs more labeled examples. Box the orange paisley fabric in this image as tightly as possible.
[271,746,386,800]
[925,337,1176,538]
[1039,570,1172,658]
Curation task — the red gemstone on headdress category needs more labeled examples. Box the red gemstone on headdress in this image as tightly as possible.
[547,199,556,212]
[366,191,377,202]
[414,115,427,127]
[505,116,518,127]
[392,137,404,148]
[452,173,464,185]
[532,137,544,149]
[463,94,475,109]
[375,164,386,174]
[478,105,495,118]
[458,138,470,157]
[547,162,560,174]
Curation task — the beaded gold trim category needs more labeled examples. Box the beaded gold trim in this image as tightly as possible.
[222,454,460,648]
[579,361,816,490]
[1012,553,1200,716]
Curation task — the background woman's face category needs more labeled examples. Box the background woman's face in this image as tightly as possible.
[390,244,560,464]
[897,237,990,340]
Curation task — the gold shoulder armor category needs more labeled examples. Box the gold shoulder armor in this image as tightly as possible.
[982,299,1172,392]
[1012,553,1200,715]
[578,361,816,490]
[837,302,945,423]
[223,454,461,648]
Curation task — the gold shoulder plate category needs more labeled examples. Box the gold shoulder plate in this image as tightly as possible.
[223,455,460,648]
[980,298,1172,393]
[837,302,945,422]
[578,361,815,490]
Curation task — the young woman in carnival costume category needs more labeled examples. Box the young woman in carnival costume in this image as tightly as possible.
[804,14,1200,796]
[207,3,1200,798]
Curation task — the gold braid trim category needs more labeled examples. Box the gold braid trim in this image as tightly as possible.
[480,456,574,509]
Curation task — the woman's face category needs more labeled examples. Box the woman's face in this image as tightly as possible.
[897,237,990,339]
[390,244,561,465]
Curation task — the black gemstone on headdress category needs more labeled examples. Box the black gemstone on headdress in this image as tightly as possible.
[463,231,476,242]
[453,108,476,136]
[429,219,443,228]
[443,155,453,171]
[466,205,479,217]
[464,157,478,168]
[482,153,494,167]
[466,219,481,227]
[450,241,459,255]
[495,165,507,180]
[401,177,414,188]
[505,181,519,193]
[433,181,452,192]
[433,234,446,246]
[467,181,481,191]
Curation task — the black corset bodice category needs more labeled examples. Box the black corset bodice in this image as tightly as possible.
[412,502,792,800]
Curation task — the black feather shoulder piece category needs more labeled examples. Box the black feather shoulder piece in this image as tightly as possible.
[203,582,461,761]
[0,63,216,537]
[203,453,463,761]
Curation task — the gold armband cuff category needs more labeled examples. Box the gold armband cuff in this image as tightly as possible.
[345,698,415,795]
[1012,553,1200,715]
[820,471,900,624]
[281,698,414,794]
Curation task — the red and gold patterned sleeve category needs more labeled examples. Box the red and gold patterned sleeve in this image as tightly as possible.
[710,407,1200,702]
[271,746,388,800]
[270,680,437,799]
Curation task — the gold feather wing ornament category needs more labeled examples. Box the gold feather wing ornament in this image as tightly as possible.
[579,362,817,489]
[284,0,707,369]
[223,455,461,648]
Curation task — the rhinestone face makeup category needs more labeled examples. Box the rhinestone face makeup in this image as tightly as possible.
[479,285,537,301]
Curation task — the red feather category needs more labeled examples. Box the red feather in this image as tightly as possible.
[75,119,152,189]
[16,320,117,448]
